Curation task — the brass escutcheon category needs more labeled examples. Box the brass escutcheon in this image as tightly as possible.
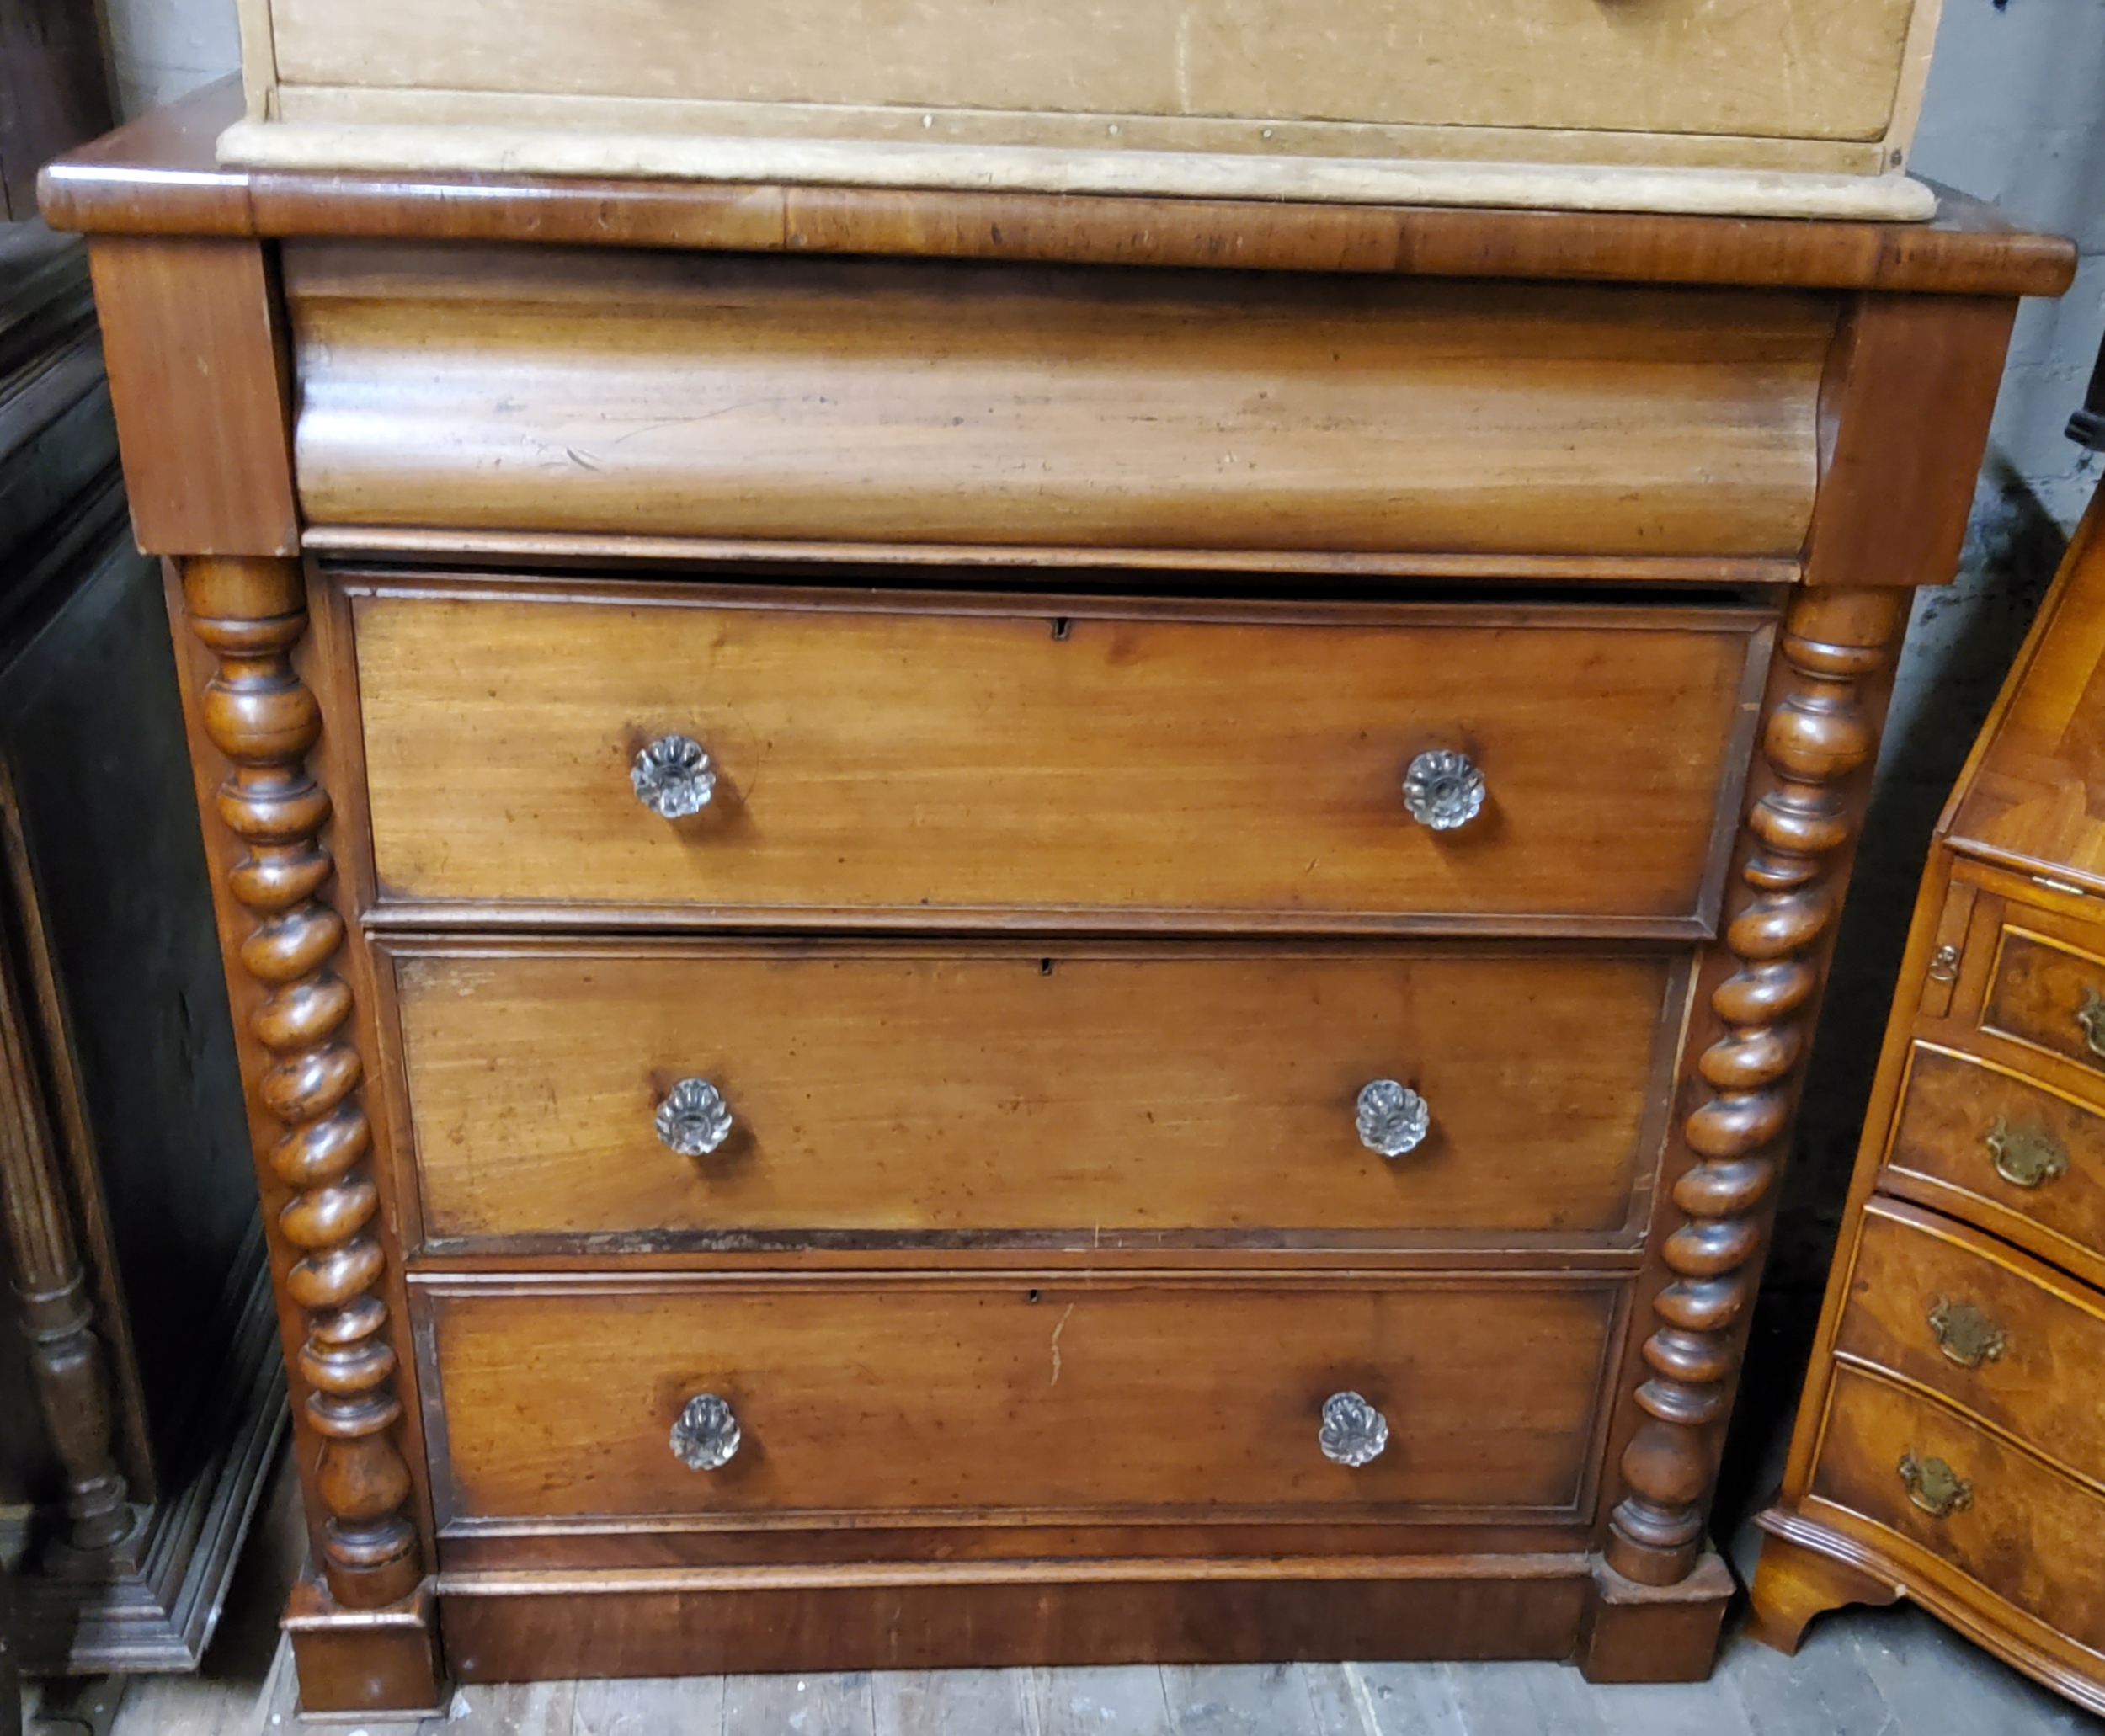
[1898,1451,1973,1519]
[1985,1116,2069,1190]
[2079,986,2105,1059]
[1926,1296,2008,1369]
[1927,944,1962,983]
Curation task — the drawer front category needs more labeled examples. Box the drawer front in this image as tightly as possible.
[422,1275,1621,1526]
[393,943,1680,1248]
[1811,1366,2105,1656]
[352,584,1764,926]
[1882,1045,2105,1262]
[269,3,1920,158]
[290,247,1829,559]
[1834,1202,2105,1488]
[1981,925,2105,1078]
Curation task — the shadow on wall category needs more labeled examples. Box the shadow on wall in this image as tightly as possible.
[1718,450,2081,1535]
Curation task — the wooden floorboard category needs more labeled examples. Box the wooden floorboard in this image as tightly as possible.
[61,1451,2101,1736]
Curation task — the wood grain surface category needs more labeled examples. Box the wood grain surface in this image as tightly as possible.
[1980,927,2105,1078]
[1809,1365,2105,1658]
[285,242,1829,557]
[348,581,1767,929]
[40,83,2079,303]
[1948,497,2105,889]
[1879,1044,2105,1291]
[387,940,1681,1249]
[418,1273,1621,1527]
[85,239,298,556]
[1833,1201,2105,1489]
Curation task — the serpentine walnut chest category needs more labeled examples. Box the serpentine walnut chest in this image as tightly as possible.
[41,82,2071,1715]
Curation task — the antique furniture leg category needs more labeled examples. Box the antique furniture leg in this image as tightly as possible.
[1745,1520,1901,1654]
[0,881,134,1566]
[176,556,439,1713]
[1586,588,1905,1674]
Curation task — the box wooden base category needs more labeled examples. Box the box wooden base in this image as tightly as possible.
[283,1579,445,1719]
[280,1550,1733,1704]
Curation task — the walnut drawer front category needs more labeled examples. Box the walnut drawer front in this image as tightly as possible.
[1981,924,2105,1079]
[349,583,1767,929]
[390,941,1681,1249]
[1809,1365,2105,1657]
[418,1275,1620,1529]
[1879,1044,2105,1278]
[1833,1201,2105,1489]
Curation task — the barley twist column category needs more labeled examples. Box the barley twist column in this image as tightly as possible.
[182,556,419,1609]
[1607,587,1905,1585]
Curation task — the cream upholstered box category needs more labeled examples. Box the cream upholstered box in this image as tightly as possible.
[222,0,1945,218]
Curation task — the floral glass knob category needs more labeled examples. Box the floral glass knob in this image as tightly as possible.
[670,1393,741,1470]
[656,1078,733,1158]
[1401,748,1485,831]
[1319,1391,1389,1467]
[632,733,717,818]
[1356,1079,1430,1158]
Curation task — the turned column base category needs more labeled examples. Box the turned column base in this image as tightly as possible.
[1575,1548,1735,1684]
[1746,1510,1902,1655]
[283,1576,446,1718]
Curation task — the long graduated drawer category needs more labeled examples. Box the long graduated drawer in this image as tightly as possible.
[386,940,1686,1251]
[416,1272,1624,1538]
[345,578,1768,930]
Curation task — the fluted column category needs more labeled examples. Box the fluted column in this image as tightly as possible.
[0,881,131,1557]
[181,556,419,1610]
[1607,587,1906,1586]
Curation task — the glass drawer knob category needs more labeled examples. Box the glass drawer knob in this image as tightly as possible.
[1402,748,1484,831]
[657,1078,733,1158]
[670,1393,741,1471]
[1319,1391,1389,1467]
[1356,1079,1430,1158]
[632,733,717,818]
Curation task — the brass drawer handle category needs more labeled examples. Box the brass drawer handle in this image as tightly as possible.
[1897,1451,1972,1519]
[1985,1116,2068,1190]
[1926,1297,2007,1369]
[632,732,717,818]
[1319,1391,1389,1467]
[1402,748,1484,831]
[2079,986,2105,1058]
[670,1393,741,1470]
[657,1078,733,1158]
[1356,1079,1430,1158]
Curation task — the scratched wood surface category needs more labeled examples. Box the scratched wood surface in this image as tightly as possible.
[77,1455,2101,1736]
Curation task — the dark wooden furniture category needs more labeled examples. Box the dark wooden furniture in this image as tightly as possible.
[1750,359,2105,1717]
[40,77,2072,1715]
[0,217,282,1676]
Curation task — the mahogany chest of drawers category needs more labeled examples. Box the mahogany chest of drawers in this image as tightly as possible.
[1751,477,2105,1716]
[43,80,2070,1715]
